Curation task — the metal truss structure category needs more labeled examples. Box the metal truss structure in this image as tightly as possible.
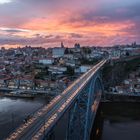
[66,72,103,140]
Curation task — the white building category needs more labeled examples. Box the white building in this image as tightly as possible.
[80,65,91,73]
[48,66,67,74]
[64,54,74,60]
[39,58,54,65]
[124,80,130,85]
[52,47,65,58]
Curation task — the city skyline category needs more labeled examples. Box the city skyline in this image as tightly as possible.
[0,0,140,48]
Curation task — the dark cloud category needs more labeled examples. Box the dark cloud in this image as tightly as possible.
[45,35,54,38]
[69,33,83,38]
[0,33,83,46]
[65,3,140,24]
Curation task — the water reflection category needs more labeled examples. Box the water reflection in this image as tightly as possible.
[0,97,49,139]
[91,102,140,140]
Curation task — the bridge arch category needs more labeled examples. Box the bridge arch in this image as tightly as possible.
[83,73,103,140]
[66,72,104,140]
[44,73,104,140]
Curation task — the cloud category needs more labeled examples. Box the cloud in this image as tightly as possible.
[0,27,29,33]
[68,33,83,38]
[0,0,140,47]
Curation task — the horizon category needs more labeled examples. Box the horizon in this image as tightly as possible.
[1,42,140,50]
[0,0,140,48]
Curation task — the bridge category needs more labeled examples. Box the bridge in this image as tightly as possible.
[6,59,107,140]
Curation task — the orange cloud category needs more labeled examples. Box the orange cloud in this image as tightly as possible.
[21,14,135,39]
[0,0,139,47]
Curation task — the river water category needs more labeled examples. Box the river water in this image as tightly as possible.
[1,96,140,140]
[0,97,49,139]
[91,102,140,140]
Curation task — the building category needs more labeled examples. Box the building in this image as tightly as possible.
[90,50,103,59]
[48,66,67,74]
[80,65,91,73]
[66,60,76,67]
[74,43,80,49]
[52,47,65,58]
[109,49,121,60]
[39,58,54,65]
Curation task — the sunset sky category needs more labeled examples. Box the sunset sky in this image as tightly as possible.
[0,0,140,48]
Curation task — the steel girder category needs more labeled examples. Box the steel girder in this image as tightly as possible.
[67,72,103,140]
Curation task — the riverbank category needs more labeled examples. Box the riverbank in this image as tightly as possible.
[0,88,57,99]
[102,92,140,102]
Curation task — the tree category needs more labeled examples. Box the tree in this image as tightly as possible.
[65,66,75,76]
[82,47,91,54]
[126,51,129,56]
[64,48,69,54]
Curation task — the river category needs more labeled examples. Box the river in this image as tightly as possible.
[1,97,140,140]
[0,96,50,139]
[91,102,140,140]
